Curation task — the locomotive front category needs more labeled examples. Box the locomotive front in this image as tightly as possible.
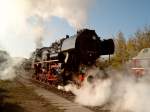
[32,28,115,86]
[60,29,114,67]
[75,29,114,64]
[58,29,115,85]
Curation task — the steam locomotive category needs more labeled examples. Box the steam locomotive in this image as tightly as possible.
[32,29,114,86]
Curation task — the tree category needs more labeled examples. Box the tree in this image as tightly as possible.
[111,32,128,69]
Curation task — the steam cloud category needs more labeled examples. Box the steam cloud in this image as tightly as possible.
[71,67,112,106]
[66,62,150,112]
[0,0,93,80]
[29,0,92,29]
[111,75,150,112]
[0,53,23,80]
[29,0,93,48]
[0,0,93,57]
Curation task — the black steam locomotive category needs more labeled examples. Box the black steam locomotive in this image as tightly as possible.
[32,29,114,86]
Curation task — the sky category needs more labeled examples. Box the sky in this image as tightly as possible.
[88,0,150,38]
[0,0,150,58]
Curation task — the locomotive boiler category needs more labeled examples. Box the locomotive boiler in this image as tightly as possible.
[32,29,115,86]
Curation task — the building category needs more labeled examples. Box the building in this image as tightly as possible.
[132,48,150,76]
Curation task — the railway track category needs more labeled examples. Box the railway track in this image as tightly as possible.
[29,76,110,112]
[16,74,95,112]
[30,78,75,101]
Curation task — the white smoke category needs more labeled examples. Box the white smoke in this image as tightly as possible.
[0,0,93,57]
[70,67,112,106]
[0,0,93,80]
[66,64,150,112]
[0,57,23,80]
[73,78,112,106]
[111,75,150,112]
[29,0,93,48]
[33,26,44,48]
[110,59,150,112]
[29,0,92,29]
